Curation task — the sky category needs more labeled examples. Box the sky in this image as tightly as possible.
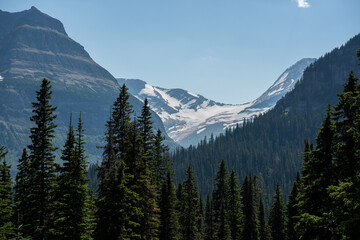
[1,0,360,104]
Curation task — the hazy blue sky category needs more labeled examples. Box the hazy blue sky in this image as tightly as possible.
[1,0,359,103]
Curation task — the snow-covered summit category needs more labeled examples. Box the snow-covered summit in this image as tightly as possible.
[117,58,315,147]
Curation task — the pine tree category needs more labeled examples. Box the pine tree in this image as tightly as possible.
[268,185,286,240]
[26,78,58,239]
[204,195,216,240]
[327,63,360,238]
[259,195,271,240]
[159,172,180,240]
[112,84,133,158]
[0,146,16,239]
[126,120,159,240]
[95,86,135,239]
[138,98,154,159]
[333,71,360,179]
[228,170,243,240]
[286,172,300,240]
[297,107,336,239]
[241,176,259,240]
[14,148,31,236]
[95,116,133,239]
[50,115,94,239]
[152,129,172,189]
[213,160,230,236]
[182,166,202,240]
[216,201,231,240]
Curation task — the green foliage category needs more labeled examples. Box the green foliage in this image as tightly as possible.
[159,172,180,240]
[50,115,94,239]
[26,78,58,239]
[204,195,216,240]
[241,176,259,240]
[286,172,300,240]
[0,146,16,239]
[228,170,243,240]
[268,185,286,240]
[181,166,202,240]
[259,196,271,240]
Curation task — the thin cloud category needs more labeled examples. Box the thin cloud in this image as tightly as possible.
[294,0,310,8]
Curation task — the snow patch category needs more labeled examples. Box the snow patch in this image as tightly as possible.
[273,72,289,87]
[139,84,157,97]
[187,91,199,98]
[267,86,284,96]
[197,128,206,134]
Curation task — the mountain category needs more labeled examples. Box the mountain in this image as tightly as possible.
[170,34,360,207]
[0,7,175,168]
[118,58,315,147]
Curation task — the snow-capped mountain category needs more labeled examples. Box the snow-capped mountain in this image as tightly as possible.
[118,58,315,147]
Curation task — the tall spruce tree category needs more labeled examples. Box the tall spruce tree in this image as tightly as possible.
[182,166,202,240]
[241,176,259,240]
[126,119,159,240]
[0,146,16,239]
[26,78,58,240]
[297,107,336,239]
[153,129,172,189]
[213,160,230,237]
[286,172,300,240]
[14,148,31,236]
[50,115,94,239]
[327,59,360,238]
[204,195,216,240]
[259,195,271,240]
[138,98,154,160]
[228,170,243,240]
[95,85,135,239]
[159,172,180,240]
[268,185,286,240]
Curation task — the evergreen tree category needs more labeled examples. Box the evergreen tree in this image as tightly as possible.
[26,78,58,239]
[95,116,133,239]
[204,195,216,240]
[268,185,286,240]
[216,201,231,240]
[213,160,230,236]
[286,173,300,240]
[241,176,259,240]
[297,107,336,239]
[14,148,31,236]
[152,129,172,189]
[333,71,360,179]
[50,115,94,239]
[126,120,159,240]
[259,196,271,240]
[159,172,180,240]
[182,166,202,240]
[0,146,16,239]
[327,61,360,238]
[228,170,243,240]
[111,84,133,158]
[138,98,154,159]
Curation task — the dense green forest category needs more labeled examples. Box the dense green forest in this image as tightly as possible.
[1,48,360,239]
[171,34,360,208]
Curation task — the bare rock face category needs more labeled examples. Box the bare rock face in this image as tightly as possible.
[0,7,174,165]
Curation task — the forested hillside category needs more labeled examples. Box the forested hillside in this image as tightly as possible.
[172,34,360,206]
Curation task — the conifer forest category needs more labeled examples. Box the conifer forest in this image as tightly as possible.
[1,48,360,239]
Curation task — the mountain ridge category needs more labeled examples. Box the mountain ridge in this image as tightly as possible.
[118,57,315,146]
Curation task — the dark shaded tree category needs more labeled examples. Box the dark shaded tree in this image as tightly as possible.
[268,185,286,240]
[26,78,58,239]
[159,172,180,240]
